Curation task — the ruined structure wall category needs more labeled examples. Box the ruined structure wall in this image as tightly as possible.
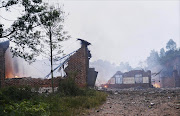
[0,41,9,87]
[65,45,89,87]
[0,48,5,87]
[106,70,152,89]
[161,77,175,88]
[2,77,61,88]
[160,70,180,88]
[107,83,150,89]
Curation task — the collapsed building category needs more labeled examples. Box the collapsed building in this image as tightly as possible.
[150,56,180,88]
[105,70,152,89]
[159,70,180,88]
[0,39,98,88]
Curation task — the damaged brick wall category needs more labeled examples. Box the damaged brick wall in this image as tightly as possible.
[160,70,180,88]
[161,77,175,88]
[2,77,61,88]
[65,43,89,87]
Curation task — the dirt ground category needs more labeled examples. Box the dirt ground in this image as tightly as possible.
[87,88,180,116]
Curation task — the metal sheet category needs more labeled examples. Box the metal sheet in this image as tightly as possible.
[87,68,98,87]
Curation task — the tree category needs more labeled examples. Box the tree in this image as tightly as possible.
[1,0,70,92]
[39,6,70,93]
[0,0,54,62]
[160,48,165,58]
[166,39,176,51]
[146,50,160,68]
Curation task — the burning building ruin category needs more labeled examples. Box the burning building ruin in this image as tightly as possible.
[105,70,152,89]
[0,39,98,88]
[155,69,180,88]
[159,70,180,88]
[150,56,180,88]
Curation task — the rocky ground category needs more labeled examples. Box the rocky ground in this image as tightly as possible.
[87,88,180,116]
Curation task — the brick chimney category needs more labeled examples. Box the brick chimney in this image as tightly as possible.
[65,39,91,87]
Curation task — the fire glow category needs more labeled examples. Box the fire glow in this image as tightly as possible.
[5,49,22,78]
[153,83,160,88]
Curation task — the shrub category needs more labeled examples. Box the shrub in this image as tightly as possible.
[58,77,82,96]
[3,100,50,116]
[1,86,37,101]
[0,83,107,116]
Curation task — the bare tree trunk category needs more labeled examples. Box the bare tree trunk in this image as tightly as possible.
[49,27,54,93]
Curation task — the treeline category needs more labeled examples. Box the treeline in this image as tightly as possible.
[146,39,180,69]
[91,39,180,82]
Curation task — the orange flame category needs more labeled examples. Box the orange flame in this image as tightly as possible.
[153,83,160,88]
[5,48,21,78]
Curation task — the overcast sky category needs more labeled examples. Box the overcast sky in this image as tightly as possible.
[1,0,180,68]
[53,0,180,67]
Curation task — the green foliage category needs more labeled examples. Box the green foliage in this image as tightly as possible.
[0,85,107,116]
[159,49,180,64]
[3,100,50,116]
[45,90,107,116]
[160,48,165,58]
[1,0,47,62]
[0,0,19,9]
[0,0,70,63]
[158,39,180,65]
[0,86,46,116]
[146,39,180,69]
[1,86,36,101]
[39,5,70,61]
[58,77,82,96]
[166,39,176,51]
[146,50,160,68]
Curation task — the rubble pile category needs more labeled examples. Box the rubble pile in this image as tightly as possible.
[88,88,180,116]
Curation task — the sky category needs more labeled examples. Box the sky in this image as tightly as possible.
[51,0,180,67]
[1,0,180,68]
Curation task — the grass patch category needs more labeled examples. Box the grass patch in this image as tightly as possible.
[46,90,107,116]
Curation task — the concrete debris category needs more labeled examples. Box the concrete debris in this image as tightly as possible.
[88,88,180,116]
[150,102,155,106]
[106,102,110,104]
